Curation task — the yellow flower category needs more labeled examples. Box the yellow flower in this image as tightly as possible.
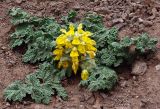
[53,46,64,60]
[88,39,96,45]
[69,23,74,31]
[56,35,66,45]
[86,51,95,59]
[86,44,97,52]
[71,56,79,74]
[77,24,92,37]
[81,36,96,45]
[72,37,81,45]
[54,55,61,60]
[53,49,63,55]
[72,62,79,74]
[72,57,79,63]
[53,23,97,76]
[65,39,72,48]
[77,23,84,34]
[67,24,75,36]
[84,31,92,36]
[78,44,85,54]
[70,47,79,57]
[81,69,89,80]
[60,29,67,33]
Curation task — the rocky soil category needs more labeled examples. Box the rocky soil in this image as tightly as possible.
[0,0,160,109]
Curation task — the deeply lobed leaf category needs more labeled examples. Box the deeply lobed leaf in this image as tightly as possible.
[4,8,158,104]
[80,66,118,91]
[4,63,68,104]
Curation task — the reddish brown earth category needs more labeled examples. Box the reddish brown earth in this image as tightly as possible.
[0,0,160,109]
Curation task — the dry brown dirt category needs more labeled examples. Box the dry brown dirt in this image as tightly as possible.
[0,0,160,109]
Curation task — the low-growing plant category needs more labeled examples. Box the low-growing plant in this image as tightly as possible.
[4,63,67,104]
[3,8,158,104]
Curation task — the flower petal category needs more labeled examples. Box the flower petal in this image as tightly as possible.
[86,51,95,58]
[56,36,66,45]
[84,31,93,36]
[72,38,81,45]
[67,24,75,36]
[72,62,78,74]
[54,55,61,60]
[81,69,89,80]
[70,50,79,57]
[86,44,97,51]
[78,23,83,33]
[53,49,63,55]
[78,45,86,54]
[60,29,67,33]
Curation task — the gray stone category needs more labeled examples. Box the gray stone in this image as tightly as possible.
[155,64,160,71]
[87,96,95,105]
[120,81,127,87]
[15,0,22,4]
[143,20,153,26]
[1,46,7,50]
[131,61,147,75]
[112,18,124,24]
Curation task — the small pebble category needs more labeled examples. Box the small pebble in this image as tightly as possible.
[1,46,7,50]
[120,81,127,87]
[119,76,125,80]
[143,20,153,26]
[87,96,95,105]
[100,93,107,99]
[133,76,137,80]
[131,61,147,75]
[15,0,22,4]
[112,18,124,25]
[155,64,160,71]
[79,105,85,109]
[6,102,10,106]
[138,18,144,23]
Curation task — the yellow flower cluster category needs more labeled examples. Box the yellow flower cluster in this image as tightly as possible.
[53,24,97,80]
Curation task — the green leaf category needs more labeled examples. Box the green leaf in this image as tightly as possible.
[5,8,158,105]
[22,36,55,63]
[82,13,103,32]
[133,33,158,53]
[61,10,77,24]
[4,62,68,104]
[11,39,23,48]
[9,8,30,25]
[120,37,133,47]
[52,80,68,100]
[3,81,31,101]
[80,66,118,91]
[26,73,53,104]
[97,48,116,66]
[92,27,118,49]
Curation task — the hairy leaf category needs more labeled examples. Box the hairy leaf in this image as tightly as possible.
[133,33,157,53]
[3,81,31,102]
[5,8,158,105]
[80,66,118,91]
[4,62,68,104]
[82,13,103,32]
[61,10,77,24]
